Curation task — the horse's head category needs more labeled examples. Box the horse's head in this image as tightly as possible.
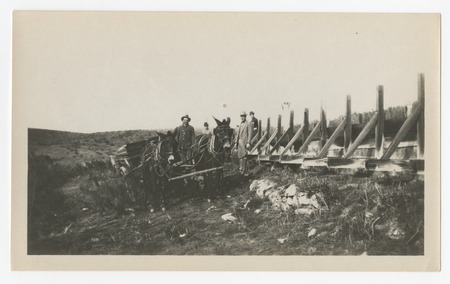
[156,131,176,164]
[213,117,234,159]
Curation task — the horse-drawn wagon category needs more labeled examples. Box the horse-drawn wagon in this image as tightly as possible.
[110,118,235,212]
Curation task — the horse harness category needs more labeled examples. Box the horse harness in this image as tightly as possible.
[142,138,174,178]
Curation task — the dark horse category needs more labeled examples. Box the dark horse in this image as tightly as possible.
[193,117,234,201]
[141,131,176,213]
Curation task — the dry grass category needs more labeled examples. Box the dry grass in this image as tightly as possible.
[27,129,424,255]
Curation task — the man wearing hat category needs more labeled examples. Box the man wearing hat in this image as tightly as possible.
[174,114,196,163]
[236,111,253,176]
[203,122,212,135]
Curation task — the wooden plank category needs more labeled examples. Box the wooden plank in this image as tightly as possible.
[327,157,366,169]
[249,131,266,154]
[375,86,385,158]
[381,100,424,159]
[250,130,260,144]
[258,155,281,162]
[297,121,321,154]
[246,154,258,160]
[168,166,224,181]
[344,95,352,154]
[343,113,379,158]
[417,73,425,159]
[366,159,415,172]
[269,127,292,154]
[266,117,271,143]
[279,124,306,156]
[260,130,278,152]
[301,158,328,168]
[279,157,304,165]
[317,118,347,158]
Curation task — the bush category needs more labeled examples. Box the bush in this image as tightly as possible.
[28,155,75,241]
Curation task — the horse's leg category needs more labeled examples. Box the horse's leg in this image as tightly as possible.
[204,172,211,202]
[161,179,168,212]
[142,164,150,208]
[210,171,217,200]
[149,170,159,213]
[217,168,224,196]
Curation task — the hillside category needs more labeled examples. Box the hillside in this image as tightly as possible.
[27,123,424,256]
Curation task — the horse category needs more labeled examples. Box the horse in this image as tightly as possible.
[141,131,176,213]
[193,117,234,201]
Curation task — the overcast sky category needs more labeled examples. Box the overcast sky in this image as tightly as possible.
[13,12,439,133]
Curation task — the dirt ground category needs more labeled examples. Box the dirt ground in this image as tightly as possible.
[27,129,424,255]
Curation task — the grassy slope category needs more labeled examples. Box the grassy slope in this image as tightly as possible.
[27,128,424,255]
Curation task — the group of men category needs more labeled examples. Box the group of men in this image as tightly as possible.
[173,111,259,176]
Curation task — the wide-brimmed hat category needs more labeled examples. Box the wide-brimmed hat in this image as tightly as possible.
[240,111,247,116]
[181,114,191,122]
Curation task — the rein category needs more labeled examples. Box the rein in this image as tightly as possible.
[141,138,174,178]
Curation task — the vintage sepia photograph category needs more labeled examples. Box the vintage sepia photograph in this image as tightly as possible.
[11,11,440,271]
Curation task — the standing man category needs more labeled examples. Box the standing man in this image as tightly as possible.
[174,114,196,163]
[236,111,253,176]
[249,111,258,140]
[203,122,212,135]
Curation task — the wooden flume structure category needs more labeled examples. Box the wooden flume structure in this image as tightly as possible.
[246,74,426,173]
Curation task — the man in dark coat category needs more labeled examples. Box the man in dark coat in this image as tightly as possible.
[174,114,196,163]
[249,111,258,140]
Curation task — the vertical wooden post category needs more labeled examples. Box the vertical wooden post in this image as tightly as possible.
[275,114,282,152]
[277,114,282,135]
[266,117,271,153]
[257,119,262,153]
[289,110,294,141]
[320,103,327,151]
[417,73,425,159]
[303,108,309,142]
[344,95,352,154]
[257,120,262,141]
[375,86,385,159]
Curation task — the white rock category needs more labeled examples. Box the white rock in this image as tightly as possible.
[252,179,276,199]
[297,192,310,206]
[286,196,295,206]
[221,213,237,222]
[295,208,315,216]
[296,192,321,209]
[285,184,298,196]
[309,194,320,209]
[278,238,287,244]
[308,228,317,238]
[254,209,262,214]
[264,188,275,197]
[280,202,290,211]
[268,191,281,204]
[249,180,260,191]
